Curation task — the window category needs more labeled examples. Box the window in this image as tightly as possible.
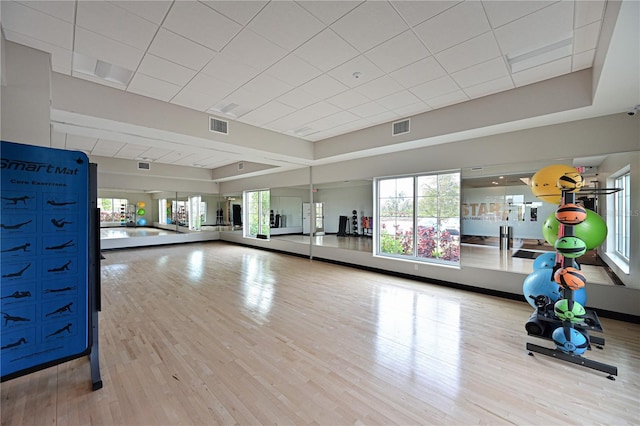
[376,171,460,264]
[159,198,168,224]
[98,198,128,223]
[244,190,270,238]
[613,170,631,261]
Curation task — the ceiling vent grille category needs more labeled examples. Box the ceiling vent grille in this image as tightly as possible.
[138,162,151,171]
[392,119,410,136]
[209,116,229,135]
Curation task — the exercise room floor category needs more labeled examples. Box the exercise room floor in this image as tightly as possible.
[2,242,637,425]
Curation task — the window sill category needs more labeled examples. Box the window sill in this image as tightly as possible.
[604,251,630,275]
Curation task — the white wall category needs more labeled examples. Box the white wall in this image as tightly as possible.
[0,40,50,146]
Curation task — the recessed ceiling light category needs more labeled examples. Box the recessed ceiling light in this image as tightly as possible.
[507,37,573,73]
[73,52,134,85]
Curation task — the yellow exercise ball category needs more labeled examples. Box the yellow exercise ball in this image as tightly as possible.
[530,164,578,204]
[138,201,146,208]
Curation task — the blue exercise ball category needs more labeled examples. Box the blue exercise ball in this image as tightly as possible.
[523,268,562,309]
[137,218,147,226]
[551,326,589,355]
[533,252,557,270]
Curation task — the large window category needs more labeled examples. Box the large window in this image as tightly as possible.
[613,170,631,261]
[98,198,128,223]
[377,171,460,264]
[244,190,270,238]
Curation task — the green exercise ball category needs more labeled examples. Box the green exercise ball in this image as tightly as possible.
[542,209,607,250]
[137,208,146,216]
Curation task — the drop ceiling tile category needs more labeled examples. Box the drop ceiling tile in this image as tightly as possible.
[354,75,404,100]
[572,49,595,72]
[265,54,322,87]
[171,73,235,110]
[435,31,501,74]
[237,101,296,127]
[115,144,150,160]
[331,1,408,52]
[138,147,175,161]
[391,1,459,27]
[148,29,217,71]
[376,90,422,110]
[110,1,172,25]
[326,89,370,109]
[305,110,360,133]
[463,75,514,99]
[75,27,144,70]
[1,1,73,49]
[413,1,490,53]
[410,75,460,101]
[65,134,98,151]
[300,74,349,99]
[494,1,574,56]
[575,0,606,27]
[365,30,431,73]
[162,1,241,52]
[350,101,388,118]
[294,28,359,72]
[574,21,601,54]
[247,1,325,51]
[390,56,447,89]
[269,101,341,131]
[512,56,572,87]
[77,1,158,51]
[392,101,431,118]
[482,1,555,28]
[200,55,261,89]
[242,74,294,100]
[155,151,188,164]
[92,139,127,157]
[365,110,401,125]
[172,152,214,167]
[297,1,362,26]
[72,71,128,90]
[214,78,291,114]
[451,57,509,88]
[207,102,254,120]
[328,55,384,88]
[16,0,76,23]
[277,87,321,109]
[3,29,72,74]
[426,90,469,109]
[200,1,267,26]
[138,54,197,86]
[221,29,288,70]
[127,73,182,102]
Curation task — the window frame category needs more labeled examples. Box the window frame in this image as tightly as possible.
[374,170,461,266]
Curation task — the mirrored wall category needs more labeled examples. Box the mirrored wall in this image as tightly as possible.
[98,150,637,287]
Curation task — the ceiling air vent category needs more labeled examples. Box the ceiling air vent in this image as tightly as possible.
[138,162,151,171]
[209,116,229,135]
[392,119,410,136]
[238,162,244,171]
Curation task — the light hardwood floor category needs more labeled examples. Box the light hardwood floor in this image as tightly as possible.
[2,242,638,425]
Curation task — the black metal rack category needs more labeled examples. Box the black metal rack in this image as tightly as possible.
[525,188,618,380]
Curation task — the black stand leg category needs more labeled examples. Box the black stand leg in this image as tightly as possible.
[527,342,617,378]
